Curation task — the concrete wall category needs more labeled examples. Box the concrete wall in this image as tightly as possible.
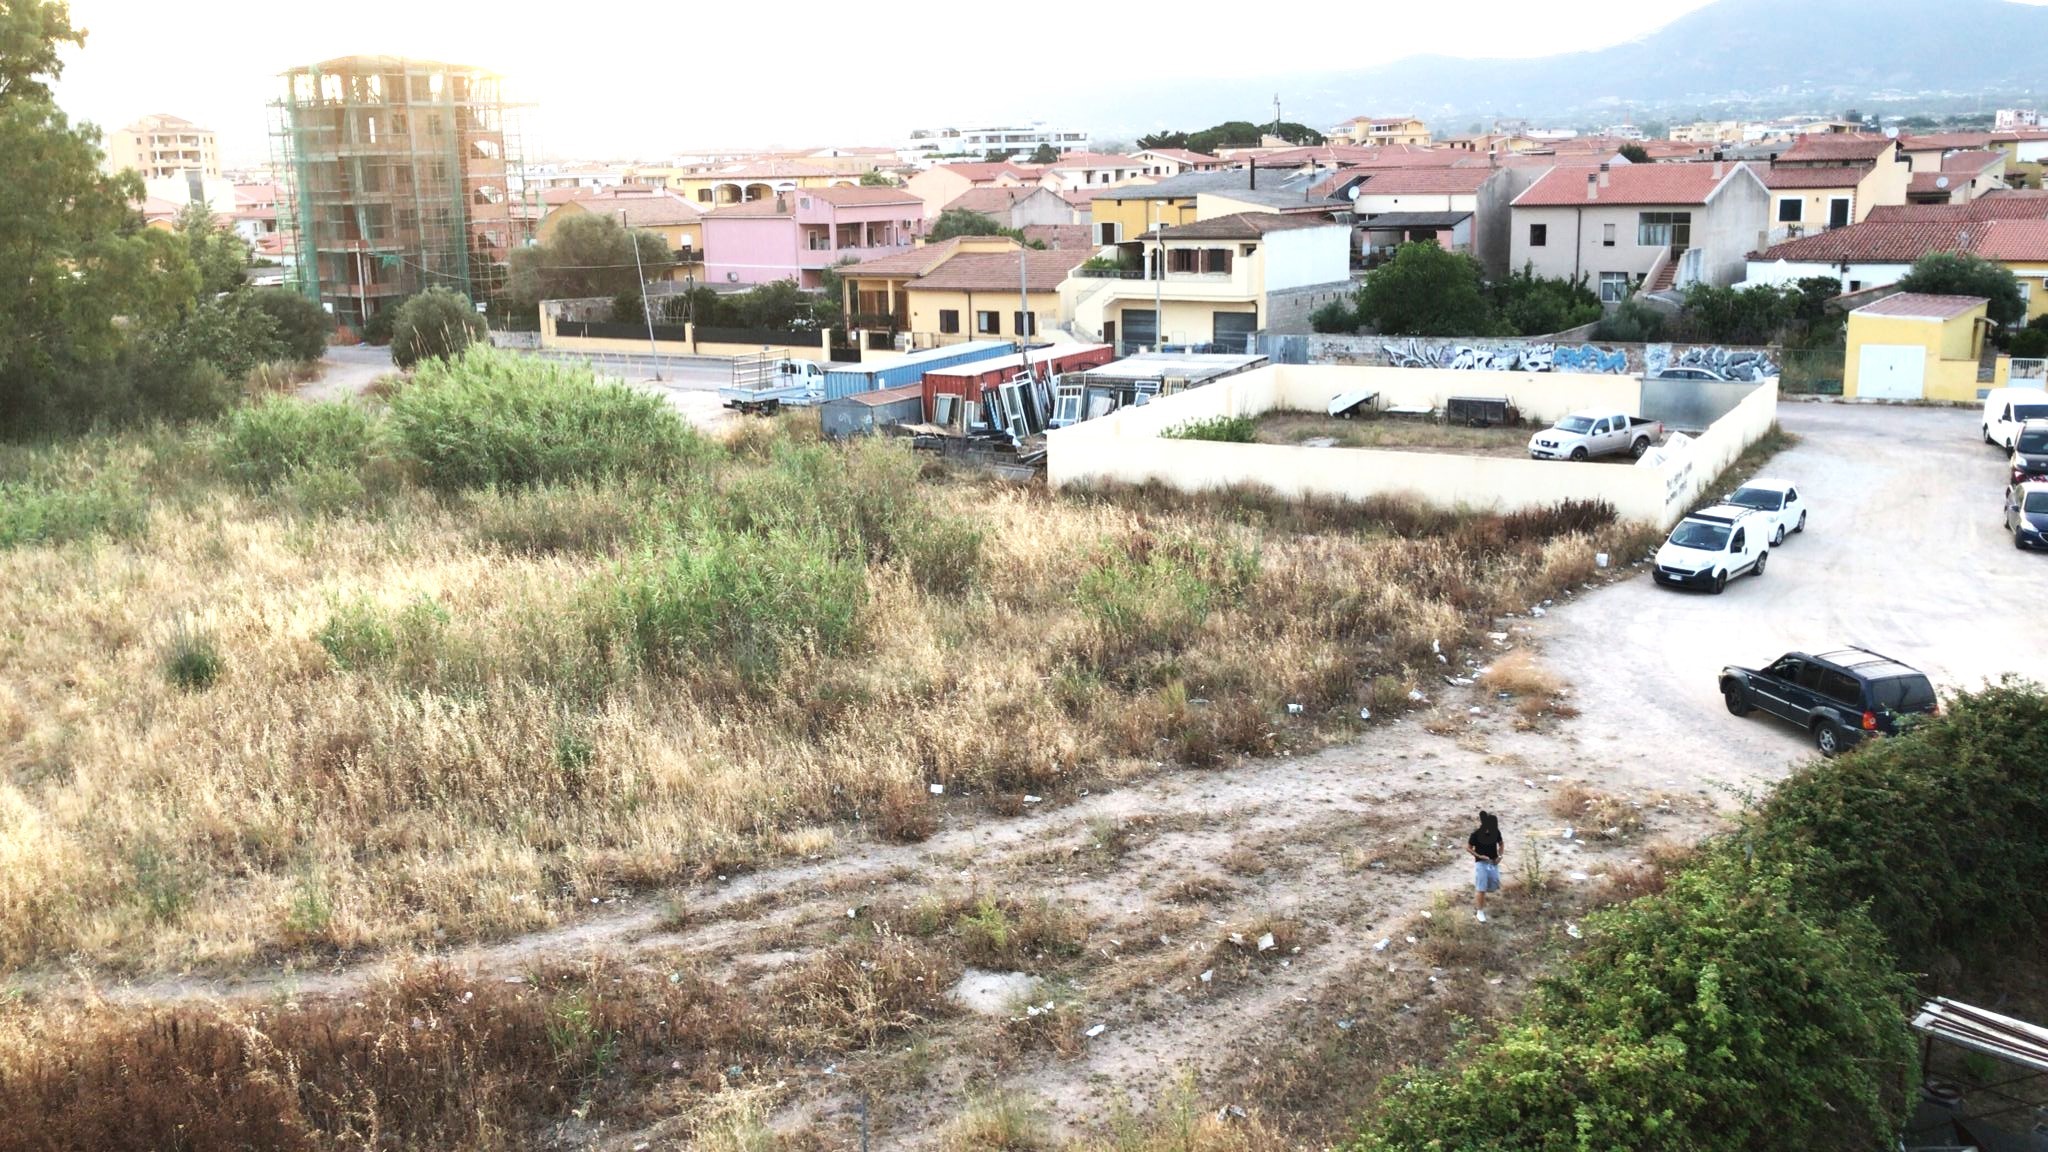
[1309,335,1781,381]
[538,306,836,361]
[1265,283,1361,335]
[1261,224,1353,292]
[1046,363,1778,529]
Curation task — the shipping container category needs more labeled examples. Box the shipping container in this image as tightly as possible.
[821,340,1014,401]
[921,343,1115,428]
[820,384,925,439]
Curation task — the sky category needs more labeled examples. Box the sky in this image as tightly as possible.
[36,0,2013,167]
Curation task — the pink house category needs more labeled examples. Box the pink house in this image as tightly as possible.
[701,186,924,289]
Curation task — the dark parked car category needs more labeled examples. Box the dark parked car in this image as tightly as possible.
[2011,419,2048,487]
[1719,647,1938,756]
[2008,481,2048,551]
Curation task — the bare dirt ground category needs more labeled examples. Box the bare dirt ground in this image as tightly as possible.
[21,401,2036,1148]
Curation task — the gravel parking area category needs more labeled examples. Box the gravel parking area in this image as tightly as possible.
[1541,400,2048,790]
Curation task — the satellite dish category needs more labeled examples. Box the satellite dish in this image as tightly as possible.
[1935,176,1950,189]
[1347,185,1361,200]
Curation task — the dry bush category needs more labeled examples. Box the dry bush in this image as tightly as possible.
[1166,872,1235,905]
[944,1093,1051,1151]
[1201,916,1305,986]
[1548,783,1650,841]
[1418,909,1510,970]
[1350,829,1451,876]
[953,894,1089,968]
[1478,650,1563,699]
[1220,844,1270,877]
[993,1002,1088,1062]
[771,935,959,1052]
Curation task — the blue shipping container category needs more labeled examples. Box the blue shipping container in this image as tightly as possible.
[821,340,1015,400]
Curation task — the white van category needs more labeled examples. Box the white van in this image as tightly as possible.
[1652,505,1769,594]
[1983,387,2048,450]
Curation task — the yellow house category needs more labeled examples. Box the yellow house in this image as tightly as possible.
[1760,138,1912,236]
[537,190,705,280]
[1844,293,2008,402]
[837,235,1025,329]
[1327,116,1431,147]
[900,248,1091,347]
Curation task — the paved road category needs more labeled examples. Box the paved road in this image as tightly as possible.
[1544,400,2048,789]
[298,344,741,430]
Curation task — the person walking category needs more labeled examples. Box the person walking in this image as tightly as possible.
[1468,811,1503,922]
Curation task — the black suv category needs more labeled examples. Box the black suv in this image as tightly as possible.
[1718,648,1938,756]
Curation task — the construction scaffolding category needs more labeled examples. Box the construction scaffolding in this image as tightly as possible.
[269,55,536,331]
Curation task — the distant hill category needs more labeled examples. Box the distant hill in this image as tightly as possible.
[1086,0,2048,136]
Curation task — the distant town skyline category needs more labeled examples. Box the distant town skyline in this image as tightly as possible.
[50,0,2048,169]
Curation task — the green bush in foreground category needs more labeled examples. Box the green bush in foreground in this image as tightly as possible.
[218,397,381,491]
[390,346,707,490]
[1160,415,1256,443]
[389,287,485,369]
[0,475,148,550]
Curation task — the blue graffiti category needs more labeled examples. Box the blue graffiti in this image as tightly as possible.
[1552,344,1629,374]
[1381,339,1633,374]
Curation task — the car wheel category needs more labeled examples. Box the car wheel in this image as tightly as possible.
[1813,720,1843,757]
[1753,550,1768,576]
[1795,512,1806,534]
[2021,531,2030,551]
[1771,524,1785,546]
[1569,446,1588,462]
[1712,570,1727,594]
[1723,685,1753,716]
[1986,424,1995,445]
[1630,437,1651,459]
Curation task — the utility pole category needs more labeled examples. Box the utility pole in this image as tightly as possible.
[621,208,662,381]
[1152,199,1163,354]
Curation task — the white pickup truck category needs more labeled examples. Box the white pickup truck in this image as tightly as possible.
[1528,410,1664,461]
[719,356,827,413]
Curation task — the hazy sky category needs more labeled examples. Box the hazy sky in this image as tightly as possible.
[38,0,2020,167]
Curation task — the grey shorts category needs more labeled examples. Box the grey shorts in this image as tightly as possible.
[1474,860,1501,893]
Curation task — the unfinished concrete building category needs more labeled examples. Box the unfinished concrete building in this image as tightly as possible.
[270,56,534,330]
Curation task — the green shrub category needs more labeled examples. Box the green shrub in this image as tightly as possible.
[0,476,148,550]
[218,398,381,491]
[315,595,452,679]
[249,288,333,362]
[1310,298,1358,334]
[589,528,866,683]
[1160,415,1256,443]
[389,346,706,490]
[470,484,647,555]
[163,618,222,691]
[1075,536,1257,661]
[360,297,409,346]
[317,598,397,670]
[389,287,486,369]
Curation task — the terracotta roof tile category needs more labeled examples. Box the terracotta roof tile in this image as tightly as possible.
[1855,292,1986,319]
[1139,211,1343,240]
[1760,162,1872,189]
[1941,150,2005,174]
[1909,172,1966,195]
[1867,192,2048,223]
[943,187,1052,215]
[900,248,1092,293]
[1347,166,1498,195]
[1899,132,1997,151]
[555,189,703,226]
[808,185,921,207]
[935,162,1033,183]
[837,236,1014,279]
[1776,133,1897,162]
[1514,162,1753,207]
[1043,151,1141,168]
[1753,221,1973,262]
[1968,219,2048,261]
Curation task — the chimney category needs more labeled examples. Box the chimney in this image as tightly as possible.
[1586,172,1599,200]
[1597,163,1611,188]
[1713,160,1725,179]
[1249,157,1257,191]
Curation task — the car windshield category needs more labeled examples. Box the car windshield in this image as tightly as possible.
[2018,430,2048,454]
[1726,487,1783,511]
[2026,491,2048,514]
[2013,402,2048,422]
[1557,416,1596,433]
[1669,521,1730,550]
[1870,675,1937,713]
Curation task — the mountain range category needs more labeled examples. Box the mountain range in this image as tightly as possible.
[1085,0,2048,137]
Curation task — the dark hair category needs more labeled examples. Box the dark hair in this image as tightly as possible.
[1478,811,1499,834]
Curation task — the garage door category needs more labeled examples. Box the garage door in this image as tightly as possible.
[1211,312,1257,353]
[1119,308,1156,356]
[1857,344,1926,400]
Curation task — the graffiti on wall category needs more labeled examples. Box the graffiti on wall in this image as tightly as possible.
[1380,340,1630,374]
[1643,344,1779,382]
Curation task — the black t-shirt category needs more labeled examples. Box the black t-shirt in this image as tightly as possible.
[1469,828,1502,862]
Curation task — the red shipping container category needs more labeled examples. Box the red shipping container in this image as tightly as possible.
[920,343,1114,425]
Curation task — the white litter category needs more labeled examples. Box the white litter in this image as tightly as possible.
[1565,923,1583,939]
[1373,937,1391,952]
[1530,606,1546,618]
[1561,825,1574,841]
[1431,638,1441,654]
[1419,910,1433,919]
[1596,552,1610,568]
[1568,871,1590,882]
[1229,933,1245,945]
[1407,689,1427,702]
[1199,969,1213,983]
[1256,932,1277,953]
[1287,703,1304,714]
[929,783,944,795]
[1024,795,1042,805]
[1085,1024,1107,1038]
[1359,707,1372,721]
[1405,935,1417,944]
[847,907,858,918]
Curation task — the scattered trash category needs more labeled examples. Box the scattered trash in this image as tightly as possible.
[1444,675,1474,687]
[1488,632,1510,642]
[1405,935,1417,944]
[1431,638,1441,655]
[847,907,859,918]
[1468,706,1484,715]
[1568,871,1590,882]
[1565,923,1583,939]
[1561,825,1574,841]
[1358,707,1372,721]
[1199,969,1213,983]
[504,976,525,984]
[1256,932,1277,953]
[1419,910,1432,920]
[1230,933,1245,946]
[1159,935,1171,946]
[1217,1104,1247,1122]
[1287,703,1304,714]
[1336,1018,1353,1030]
[1487,976,1503,986]
[1596,552,1610,568]
[1530,606,1546,618]
[1373,937,1391,952]
[1085,1023,1107,1038]
[668,972,682,985]
[1407,689,1427,702]
[1023,795,1042,805]
[928,783,945,795]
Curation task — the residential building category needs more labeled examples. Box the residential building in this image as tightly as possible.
[654,160,854,207]
[1323,164,1529,278]
[1746,212,2048,323]
[231,183,281,246]
[270,56,533,330]
[1843,294,2004,401]
[900,122,1091,163]
[1070,213,1352,354]
[1327,116,1431,147]
[1996,110,2041,131]
[1130,148,1229,177]
[701,186,922,289]
[1601,123,1647,141]
[1908,151,2008,205]
[837,235,1026,329]
[538,188,705,277]
[1758,134,1911,240]
[105,113,220,180]
[1509,161,1770,300]
[904,162,1036,220]
[940,186,1075,231]
[1020,223,1097,250]
[1669,120,1746,145]
[1088,166,1337,247]
[900,248,1095,346]
[1036,152,1151,192]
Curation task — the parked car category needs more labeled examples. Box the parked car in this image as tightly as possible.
[1720,477,1808,546]
[1652,505,1768,592]
[1719,647,1938,756]
[2007,480,2048,551]
[1651,366,1729,382]
[1981,388,2048,451]
[1527,410,1665,461]
[2009,419,2048,487]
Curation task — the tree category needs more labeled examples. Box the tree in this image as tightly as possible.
[1350,242,1500,337]
[0,0,81,105]
[1490,265,1602,336]
[389,287,485,368]
[1028,143,1058,164]
[1136,130,1188,151]
[249,288,331,362]
[927,208,1011,242]
[1683,282,1798,344]
[1309,298,1358,334]
[858,169,898,186]
[1895,250,2026,328]
[1617,143,1651,165]
[505,213,675,309]
[174,201,251,296]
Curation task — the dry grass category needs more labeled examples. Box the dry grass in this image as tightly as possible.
[1252,411,1534,457]
[1547,783,1651,841]
[0,416,1655,977]
[1478,650,1563,699]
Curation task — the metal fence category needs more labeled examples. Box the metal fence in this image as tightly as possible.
[696,326,824,347]
[2012,357,2046,382]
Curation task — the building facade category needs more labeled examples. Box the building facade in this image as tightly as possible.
[106,114,220,180]
[701,186,921,290]
[900,123,1091,162]
[1510,162,1770,299]
[270,56,534,330]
